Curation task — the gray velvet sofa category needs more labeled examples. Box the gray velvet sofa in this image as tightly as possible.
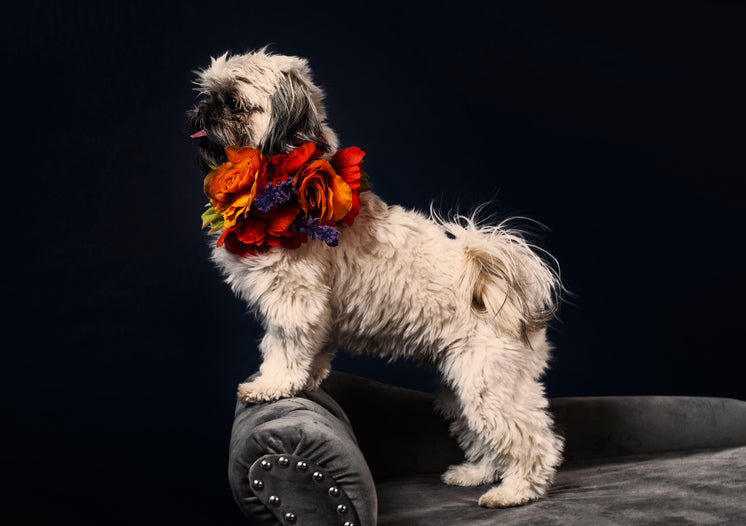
[229,372,746,525]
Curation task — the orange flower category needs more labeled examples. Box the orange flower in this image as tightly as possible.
[203,146,265,228]
[295,160,353,225]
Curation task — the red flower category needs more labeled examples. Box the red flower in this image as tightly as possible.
[269,142,321,183]
[217,204,305,255]
[331,147,366,225]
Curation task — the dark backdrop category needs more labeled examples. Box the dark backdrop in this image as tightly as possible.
[6,1,744,524]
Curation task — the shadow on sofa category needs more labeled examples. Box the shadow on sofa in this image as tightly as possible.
[229,371,746,525]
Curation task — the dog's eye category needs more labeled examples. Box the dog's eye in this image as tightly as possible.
[226,96,240,111]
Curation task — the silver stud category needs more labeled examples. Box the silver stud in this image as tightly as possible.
[252,479,264,490]
[268,495,281,506]
[260,459,272,471]
[296,461,308,471]
[312,471,324,481]
[328,486,340,497]
[284,512,296,523]
[344,522,355,526]
[278,456,289,467]
[337,504,348,514]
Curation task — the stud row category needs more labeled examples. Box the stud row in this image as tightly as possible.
[260,456,326,474]
[252,456,354,524]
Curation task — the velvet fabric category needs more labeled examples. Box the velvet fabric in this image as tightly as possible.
[229,372,746,525]
[376,447,746,525]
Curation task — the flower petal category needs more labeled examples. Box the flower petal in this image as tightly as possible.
[332,146,365,168]
[341,193,361,226]
[235,217,266,245]
[278,142,317,178]
[216,224,238,248]
[330,173,353,223]
[266,205,301,235]
[332,147,365,190]
[225,145,262,164]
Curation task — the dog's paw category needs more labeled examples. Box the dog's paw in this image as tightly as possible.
[441,462,497,487]
[477,479,540,508]
[237,380,295,404]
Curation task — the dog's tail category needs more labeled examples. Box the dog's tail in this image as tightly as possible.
[433,206,562,342]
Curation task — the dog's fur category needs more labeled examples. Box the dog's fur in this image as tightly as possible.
[189,48,564,508]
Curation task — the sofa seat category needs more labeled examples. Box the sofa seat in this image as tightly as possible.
[376,446,746,525]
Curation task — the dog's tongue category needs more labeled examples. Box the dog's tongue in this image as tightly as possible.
[190,129,208,139]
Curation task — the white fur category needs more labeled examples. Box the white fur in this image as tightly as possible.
[193,49,564,508]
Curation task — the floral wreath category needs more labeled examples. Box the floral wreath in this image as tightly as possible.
[201,142,369,256]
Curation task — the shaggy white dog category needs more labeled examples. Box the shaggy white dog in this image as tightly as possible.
[189,48,564,508]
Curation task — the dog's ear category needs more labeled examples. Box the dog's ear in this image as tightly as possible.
[263,69,329,156]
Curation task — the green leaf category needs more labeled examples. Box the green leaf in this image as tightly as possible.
[207,220,225,235]
[201,206,220,229]
[360,170,371,192]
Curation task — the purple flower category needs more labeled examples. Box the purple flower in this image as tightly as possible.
[254,177,296,213]
[290,216,340,247]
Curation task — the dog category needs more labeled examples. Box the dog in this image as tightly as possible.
[188,48,564,508]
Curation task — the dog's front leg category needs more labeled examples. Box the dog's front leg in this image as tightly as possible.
[238,327,318,403]
[236,262,334,404]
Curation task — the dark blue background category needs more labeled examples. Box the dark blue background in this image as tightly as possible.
[7,1,744,523]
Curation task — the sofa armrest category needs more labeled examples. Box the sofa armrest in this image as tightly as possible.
[228,378,377,525]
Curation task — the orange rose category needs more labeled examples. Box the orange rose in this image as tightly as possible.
[203,146,265,228]
[295,160,353,225]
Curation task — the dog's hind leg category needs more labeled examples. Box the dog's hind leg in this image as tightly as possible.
[441,333,563,507]
[437,387,500,486]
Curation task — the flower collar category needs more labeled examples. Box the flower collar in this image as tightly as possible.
[201,142,369,256]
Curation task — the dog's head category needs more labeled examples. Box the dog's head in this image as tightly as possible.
[188,48,338,172]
